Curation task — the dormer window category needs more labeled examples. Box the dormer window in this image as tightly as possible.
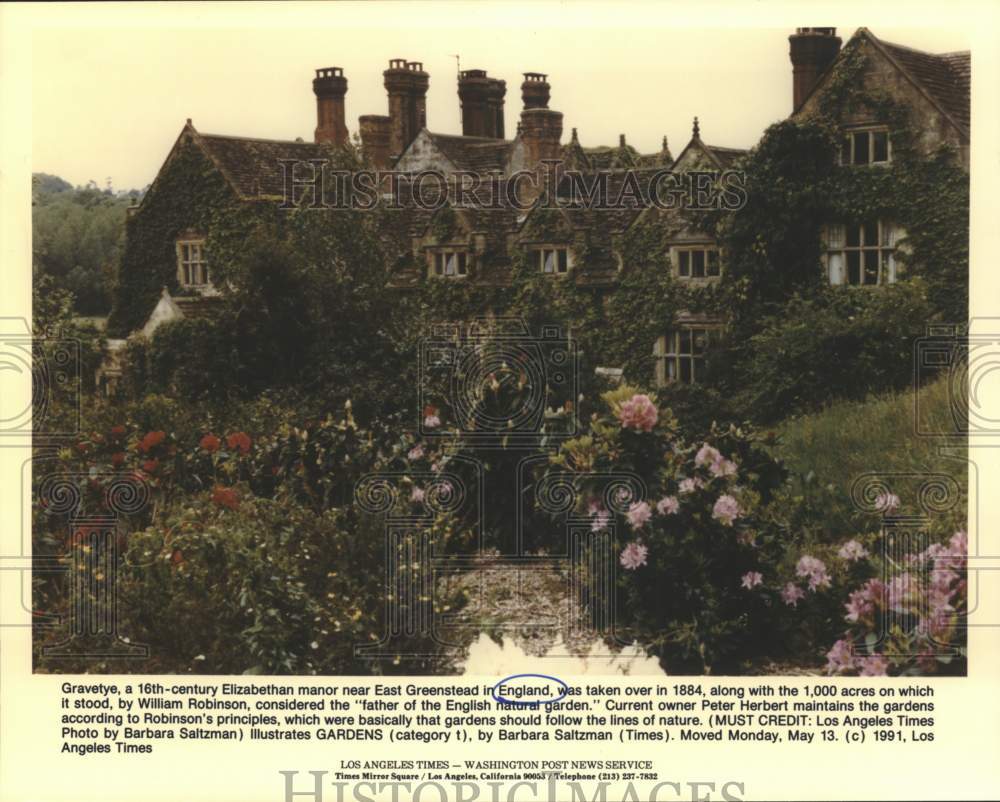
[824,221,901,286]
[675,246,721,280]
[841,128,891,166]
[538,247,570,275]
[176,238,210,287]
[430,249,469,278]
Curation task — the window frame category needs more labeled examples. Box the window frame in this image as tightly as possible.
[536,246,572,276]
[824,221,900,287]
[176,238,210,288]
[840,126,891,166]
[428,247,471,279]
[653,324,722,386]
[673,245,721,281]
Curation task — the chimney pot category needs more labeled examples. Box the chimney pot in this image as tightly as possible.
[521,72,551,110]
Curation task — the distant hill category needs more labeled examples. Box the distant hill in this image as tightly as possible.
[32,173,145,316]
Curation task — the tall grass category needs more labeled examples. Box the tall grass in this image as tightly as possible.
[772,375,967,536]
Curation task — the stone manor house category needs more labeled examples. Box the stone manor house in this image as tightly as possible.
[99,27,970,394]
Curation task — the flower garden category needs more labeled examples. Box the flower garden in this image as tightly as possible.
[32,350,967,677]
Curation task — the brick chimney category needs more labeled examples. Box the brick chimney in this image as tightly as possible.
[486,77,506,139]
[519,73,562,168]
[384,59,429,158]
[458,70,506,139]
[458,69,491,137]
[313,67,349,146]
[359,114,392,169]
[789,28,841,111]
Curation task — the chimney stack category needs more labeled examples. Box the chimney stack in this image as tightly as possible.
[313,67,349,146]
[789,28,841,111]
[384,59,430,158]
[359,114,392,169]
[486,76,506,139]
[519,73,562,169]
[458,70,506,139]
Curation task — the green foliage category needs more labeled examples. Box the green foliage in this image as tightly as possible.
[32,175,138,315]
[708,280,936,423]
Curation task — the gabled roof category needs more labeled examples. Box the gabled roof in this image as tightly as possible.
[421,131,517,173]
[137,121,341,207]
[795,28,970,139]
[197,131,337,198]
[670,133,747,172]
[874,37,970,135]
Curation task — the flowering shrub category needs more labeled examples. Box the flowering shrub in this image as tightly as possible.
[822,530,967,676]
[545,384,789,673]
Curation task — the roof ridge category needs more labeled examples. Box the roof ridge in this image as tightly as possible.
[199,132,325,146]
[875,35,967,60]
[705,143,747,153]
[428,131,512,145]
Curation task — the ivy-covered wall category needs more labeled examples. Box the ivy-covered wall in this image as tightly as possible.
[109,35,968,423]
[107,139,281,336]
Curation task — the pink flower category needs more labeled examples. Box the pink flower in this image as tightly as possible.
[859,655,889,677]
[656,496,679,515]
[710,459,738,478]
[424,414,441,429]
[618,394,658,433]
[796,555,831,591]
[844,579,885,623]
[695,443,722,468]
[408,445,425,461]
[887,572,919,613]
[712,494,741,526]
[411,487,425,503]
[619,542,648,570]
[591,510,611,532]
[741,571,763,589]
[837,539,869,562]
[825,638,856,675]
[626,501,652,530]
[678,478,697,494]
[875,492,900,514]
[781,582,806,607]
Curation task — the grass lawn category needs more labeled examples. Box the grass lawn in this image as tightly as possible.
[772,375,967,537]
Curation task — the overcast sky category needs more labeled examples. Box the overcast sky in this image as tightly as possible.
[28,4,972,190]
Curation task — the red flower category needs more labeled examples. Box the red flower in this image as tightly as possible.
[225,432,251,455]
[422,404,438,419]
[171,549,185,567]
[75,442,90,455]
[142,458,159,474]
[110,425,126,439]
[111,452,126,467]
[200,433,221,453]
[211,485,240,510]
[139,430,166,453]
